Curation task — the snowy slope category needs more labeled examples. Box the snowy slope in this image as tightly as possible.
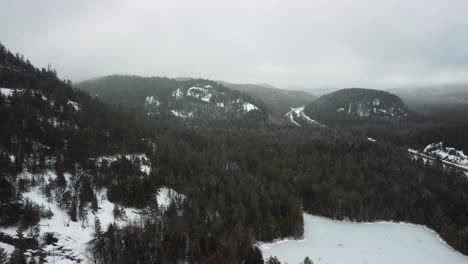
[423,142,468,169]
[259,213,468,264]
[409,144,468,177]
[0,169,184,263]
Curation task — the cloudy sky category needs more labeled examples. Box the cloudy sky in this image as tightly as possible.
[1,0,468,89]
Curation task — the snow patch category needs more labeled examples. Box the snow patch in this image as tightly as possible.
[236,99,258,112]
[423,142,468,168]
[0,87,22,97]
[67,100,81,111]
[187,86,212,102]
[172,88,184,99]
[96,154,151,175]
[145,96,160,106]
[0,241,15,259]
[171,110,194,119]
[156,187,187,210]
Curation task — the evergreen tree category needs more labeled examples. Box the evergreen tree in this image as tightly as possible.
[0,247,8,264]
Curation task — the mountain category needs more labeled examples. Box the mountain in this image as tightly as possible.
[389,84,468,106]
[0,43,166,262]
[76,75,268,126]
[303,88,408,125]
[220,81,316,122]
[388,84,468,122]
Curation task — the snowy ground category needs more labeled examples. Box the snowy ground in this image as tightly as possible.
[259,213,468,264]
[0,169,183,263]
[409,148,468,177]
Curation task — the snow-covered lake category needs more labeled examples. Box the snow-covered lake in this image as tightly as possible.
[259,213,468,264]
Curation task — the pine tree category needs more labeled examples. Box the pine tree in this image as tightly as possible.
[10,248,26,264]
[266,256,281,264]
[302,257,313,264]
[0,247,8,264]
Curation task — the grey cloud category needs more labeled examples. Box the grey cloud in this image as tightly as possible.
[1,0,468,89]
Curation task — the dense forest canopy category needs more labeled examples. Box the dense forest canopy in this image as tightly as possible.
[304,88,409,125]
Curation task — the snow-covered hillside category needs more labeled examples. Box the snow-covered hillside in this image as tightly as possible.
[259,213,468,264]
[285,106,327,128]
[423,142,468,169]
[0,167,185,263]
[409,143,468,177]
[303,88,409,124]
[160,84,261,119]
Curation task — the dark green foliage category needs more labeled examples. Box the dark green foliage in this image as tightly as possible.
[76,75,269,127]
[266,256,281,264]
[302,257,313,264]
[0,247,8,264]
[304,88,408,124]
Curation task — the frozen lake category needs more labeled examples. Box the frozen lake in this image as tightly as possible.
[259,213,468,264]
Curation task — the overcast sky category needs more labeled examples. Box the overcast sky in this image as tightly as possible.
[1,0,468,89]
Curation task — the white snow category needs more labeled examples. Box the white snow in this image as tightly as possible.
[0,168,185,263]
[171,110,194,119]
[145,96,160,106]
[156,187,187,210]
[337,108,345,112]
[67,100,81,111]
[1,87,48,101]
[410,143,468,175]
[0,87,21,97]
[423,142,468,168]
[242,102,258,112]
[0,241,15,260]
[96,154,151,175]
[236,99,258,112]
[173,88,184,99]
[0,172,141,264]
[187,86,212,102]
[259,213,468,264]
[216,102,225,108]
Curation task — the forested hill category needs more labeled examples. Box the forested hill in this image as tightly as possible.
[0,44,302,263]
[220,81,317,122]
[76,75,268,126]
[304,88,409,125]
[0,44,153,159]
